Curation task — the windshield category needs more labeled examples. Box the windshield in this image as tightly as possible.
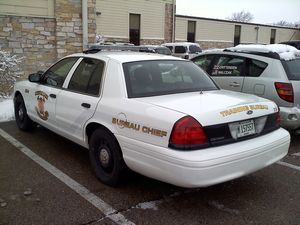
[123,60,218,98]
[282,58,300,81]
[189,45,202,53]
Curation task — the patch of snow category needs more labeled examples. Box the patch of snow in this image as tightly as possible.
[0,98,15,122]
[228,44,300,61]
[134,200,163,211]
[208,200,240,215]
[292,152,300,157]
[202,48,224,53]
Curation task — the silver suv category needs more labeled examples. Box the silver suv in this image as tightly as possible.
[191,44,300,131]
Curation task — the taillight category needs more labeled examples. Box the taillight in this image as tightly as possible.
[275,82,294,103]
[169,116,209,150]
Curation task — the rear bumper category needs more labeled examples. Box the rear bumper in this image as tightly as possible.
[118,128,290,188]
[280,106,300,130]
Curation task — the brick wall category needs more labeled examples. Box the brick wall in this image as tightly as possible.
[198,41,234,49]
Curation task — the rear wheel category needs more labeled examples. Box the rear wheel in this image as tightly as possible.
[14,95,36,131]
[89,128,126,186]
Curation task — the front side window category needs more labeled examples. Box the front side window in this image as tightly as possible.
[123,60,218,98]
[189,45,202,53]
[68,58,104,95]
[42,57,78,88]
[211,55,245,77]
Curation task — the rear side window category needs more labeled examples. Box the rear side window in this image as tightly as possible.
[68,58,104,95]
[174,46,187,54]
[247,59,268,77]
[211,55,245,76]
[282,59,300,80]
[123,60,218,98]
[192,55,214,72]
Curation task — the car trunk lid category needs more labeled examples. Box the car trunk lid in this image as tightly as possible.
[136,90,278,127]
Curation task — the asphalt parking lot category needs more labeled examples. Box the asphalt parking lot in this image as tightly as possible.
[0,121,299,225]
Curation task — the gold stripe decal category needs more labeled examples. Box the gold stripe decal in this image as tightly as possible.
[112,118,167,137]
[220,105,269,117]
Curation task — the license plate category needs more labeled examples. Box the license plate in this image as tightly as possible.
[236,120,256,138]
[229,119,256,139]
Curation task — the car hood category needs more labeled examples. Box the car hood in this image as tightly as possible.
[135,90,278,126]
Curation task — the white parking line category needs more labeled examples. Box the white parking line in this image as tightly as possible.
[0,128,135,225]
[277,161,300,172]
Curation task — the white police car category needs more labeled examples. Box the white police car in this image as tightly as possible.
[13,47,290,188]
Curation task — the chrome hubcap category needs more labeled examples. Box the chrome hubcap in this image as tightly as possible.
[99,148,110,167]
[18,108,24,121]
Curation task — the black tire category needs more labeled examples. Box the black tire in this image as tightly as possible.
[89,128,126,186]
[14,95,36,131]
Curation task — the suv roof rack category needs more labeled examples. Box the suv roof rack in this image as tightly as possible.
[223,48,281,60]
[83,45,156,54]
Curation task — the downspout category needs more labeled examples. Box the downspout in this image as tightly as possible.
[255,26,259,44]
[172,0,175,42]
[82,0,88,50]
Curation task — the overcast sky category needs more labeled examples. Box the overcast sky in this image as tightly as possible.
[176,0,300,24]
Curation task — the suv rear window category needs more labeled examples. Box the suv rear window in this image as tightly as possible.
[282,59,300,80]
[123,60,218,98]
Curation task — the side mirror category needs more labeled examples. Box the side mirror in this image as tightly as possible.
[28,70,43,82]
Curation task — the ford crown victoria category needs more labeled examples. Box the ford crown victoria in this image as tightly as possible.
[13,49,290,188]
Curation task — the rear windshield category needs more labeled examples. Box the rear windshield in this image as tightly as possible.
[282,58,300,80]
[189,45,202,53]
[123,60,218,98]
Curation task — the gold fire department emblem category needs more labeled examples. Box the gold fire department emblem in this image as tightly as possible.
[35,91,49,121]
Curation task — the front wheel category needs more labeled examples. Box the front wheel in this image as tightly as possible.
[14,95,36,131]
[89,128,126,186]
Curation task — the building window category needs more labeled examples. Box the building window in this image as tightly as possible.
[234,25,241,46]
[270,29,276,44]
[187,21,196,42]
[129,14,140,46]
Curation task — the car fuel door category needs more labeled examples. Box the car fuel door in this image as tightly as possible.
[210,55,245,92]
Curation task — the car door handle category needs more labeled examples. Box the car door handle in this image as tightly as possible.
[81,103,91,108]
[50,94,56,98]
[229,82,240,87]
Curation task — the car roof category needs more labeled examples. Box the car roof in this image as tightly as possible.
[70,51,183,63]
[197,44,300,61]
[162,42,200,46]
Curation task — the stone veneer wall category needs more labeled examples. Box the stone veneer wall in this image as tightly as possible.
[164,3,174,43]
[198,41,234,50]
[0,0,96,79]
[0,16,56,77]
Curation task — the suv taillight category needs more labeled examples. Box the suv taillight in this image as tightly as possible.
[169,116,208,150]
[274,82,294,103]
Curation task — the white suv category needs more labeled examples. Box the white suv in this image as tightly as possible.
[162,42,202,59]
[192,44,300,132]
